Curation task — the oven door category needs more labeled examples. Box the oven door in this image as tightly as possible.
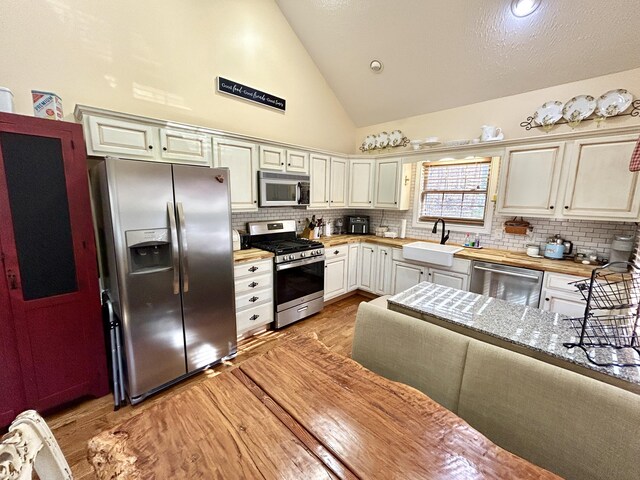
[275,256,325,311]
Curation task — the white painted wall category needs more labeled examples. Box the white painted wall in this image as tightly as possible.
[0,0,356,153]
[355,68,640,151]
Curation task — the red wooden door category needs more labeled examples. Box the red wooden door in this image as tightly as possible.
[0,113,108,412]
[0,236,26,427]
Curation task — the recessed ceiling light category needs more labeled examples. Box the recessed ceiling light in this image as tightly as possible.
[511,0,541,17]
[369,60,384,73]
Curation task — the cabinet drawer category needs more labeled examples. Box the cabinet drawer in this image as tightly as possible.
[237,302,274,334]
[236,287,272,310]
[543,271,585,294]
[325,244,349,259]
[234,259,272,279]
[234,272,272,294]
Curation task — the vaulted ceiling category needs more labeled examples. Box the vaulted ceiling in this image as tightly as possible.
[275,0,640,127]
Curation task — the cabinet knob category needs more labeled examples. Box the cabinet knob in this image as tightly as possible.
[334,250,340,255]
[564,206,569,209]
[369,201,372,203]
[162,147,167,151]
[394,201,397,204]
[545,298,550,302]
[254,200,257,204]
[248,281,258,288]
[326,200,329,203]
[549,205,554,209]
[280,162,284,165]
[288,163,291,166]
[148,145,153,150]
[249,296,259,303]
[249,314,259,321]
[249,266,258,272]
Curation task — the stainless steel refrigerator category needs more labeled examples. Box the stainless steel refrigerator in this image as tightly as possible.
[92,157,237,404]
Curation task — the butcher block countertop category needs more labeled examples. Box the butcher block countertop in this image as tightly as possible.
[233,248,274,263]
[319,234,598,277]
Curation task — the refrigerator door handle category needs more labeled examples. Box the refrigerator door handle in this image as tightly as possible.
[177,202,190,293]
[167,202,180,295]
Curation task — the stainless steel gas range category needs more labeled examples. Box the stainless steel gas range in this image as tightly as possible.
[248,220,325,328]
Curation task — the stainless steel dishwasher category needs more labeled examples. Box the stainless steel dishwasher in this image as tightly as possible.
[470,261,544,307]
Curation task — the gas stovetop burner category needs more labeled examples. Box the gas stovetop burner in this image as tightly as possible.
[252,238,323,255]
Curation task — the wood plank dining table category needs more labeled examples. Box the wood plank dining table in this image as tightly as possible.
[87,334,560,479]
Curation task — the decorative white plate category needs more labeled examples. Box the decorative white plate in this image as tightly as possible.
[562,95,596,123]
[423,140,442,147]
[596,89,633,117]
[376,131,390,149]
[533,101,563,127]
[363,134,376,151]
[389,130,405,147]
[409,139,423,150]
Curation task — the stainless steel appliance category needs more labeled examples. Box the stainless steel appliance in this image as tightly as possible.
[347,215,370,234]
[92,157,237,404]
[258,171,310,207]
[248,220,324,328]
[470,261,543,307]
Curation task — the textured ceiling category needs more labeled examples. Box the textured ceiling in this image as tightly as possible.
[275,0,640,127]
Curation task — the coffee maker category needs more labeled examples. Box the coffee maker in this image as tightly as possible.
[346,215,370,234]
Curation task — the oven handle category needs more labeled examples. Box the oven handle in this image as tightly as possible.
[276,255,325,271]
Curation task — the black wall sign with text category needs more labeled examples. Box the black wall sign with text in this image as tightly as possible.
[217,77,286,112]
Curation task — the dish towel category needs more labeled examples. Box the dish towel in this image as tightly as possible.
[629,136,640,171]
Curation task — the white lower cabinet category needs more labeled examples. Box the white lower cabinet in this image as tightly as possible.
[375,246,393,295]
[234,258,274,336]
[391,248,470,294]
[429,268,469,291]
[392,261,425,294]
[324,245,349,300]
[540,271,587,317]
[358,243,377,292]
[347,243,360,291]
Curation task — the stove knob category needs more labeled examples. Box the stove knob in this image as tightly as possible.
[300,252,306,257]
[288,255,295,261]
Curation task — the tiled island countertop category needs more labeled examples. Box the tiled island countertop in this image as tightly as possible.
[388,282,640,395]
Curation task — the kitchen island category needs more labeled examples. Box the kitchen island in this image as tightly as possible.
[388,282,640,394]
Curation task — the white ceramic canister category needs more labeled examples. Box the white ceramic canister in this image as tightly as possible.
[0,87,15,113]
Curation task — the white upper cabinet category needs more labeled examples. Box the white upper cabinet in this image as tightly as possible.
[86,116,156,160]
[259,145,286,171]
[561,135,640,220]
[497,143,564,217]
[259,146,309,174]
[374,158,412,209]
[349,159,375,208]
[310,153,330,208]
[286,149,310,174]
[213,137,258,211]
[159,128,212,166]
[329,157,348,208]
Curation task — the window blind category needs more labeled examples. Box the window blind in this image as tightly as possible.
[419,159,491,224]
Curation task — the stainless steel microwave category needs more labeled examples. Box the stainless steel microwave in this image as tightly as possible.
[258,171,310,207]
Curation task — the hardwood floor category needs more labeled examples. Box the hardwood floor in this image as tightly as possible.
[45,294,368,479]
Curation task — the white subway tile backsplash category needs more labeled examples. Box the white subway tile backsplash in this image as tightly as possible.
[232,161,638,260]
